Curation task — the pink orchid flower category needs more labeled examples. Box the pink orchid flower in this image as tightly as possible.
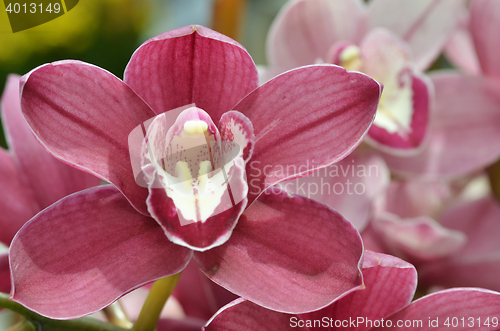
[362,175,500,292]
[382,0,500,178]
[263,0,465,154]
[205,251,500,331]
[11,25,381,319]
[0,75,99,294]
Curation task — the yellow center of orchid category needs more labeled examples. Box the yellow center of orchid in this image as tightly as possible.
[183,120,208,135]
[338,45,413,135]
[339,45,363,72]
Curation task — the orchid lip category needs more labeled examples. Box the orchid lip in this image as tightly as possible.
[136,106,247,226]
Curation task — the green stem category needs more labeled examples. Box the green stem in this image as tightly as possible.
[0,292,127,331]
[132,273,181,331]
[103,301,133,329]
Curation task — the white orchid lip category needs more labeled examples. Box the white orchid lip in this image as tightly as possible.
[335,35,415,137]
[139,107,247,226]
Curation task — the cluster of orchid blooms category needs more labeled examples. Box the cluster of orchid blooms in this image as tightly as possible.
[1,0,500,330]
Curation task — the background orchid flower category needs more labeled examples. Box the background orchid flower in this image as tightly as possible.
[205,251,500,331]
[362,174,500,293]
[382,0,500,178]
[446,0,500,79]
[366,178,466,262]
[0,74,99,293]
[263,0,466,154]
[11,25,381,319]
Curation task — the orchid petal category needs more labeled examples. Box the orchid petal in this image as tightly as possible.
[382,72,500,178]
[20,61,156,215]
[444,12,481,75]
[267,0,367,73]
[0,149,36,246]
[204,298,302,331]
[280,151,389,231]
[302,251,417,329]
[368,0,464,70]
[470,0,500,77]
[374,288,500,330]
[419,197,500,291]
[372,213,466,261]
[2,74,99,213]
[204,252,417,331]
[124,25,258,122]
[359,29,431,153]
[195,190,364,314]
[10,185,192,319]
[173,260,238,321]
[0,253,9,294]
[381,179,451,220]
[236,65,380,205]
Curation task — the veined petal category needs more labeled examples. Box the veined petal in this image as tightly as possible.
[419,197,500,291]
[195,190,364,314]
[237,65,381,205]
[20,61,156,215]
[368,0,464,70]
[373,288,500,330]
[470,0,500,78]
[359,29,431,153]
[372,213,467,261]
[266,0,367,73]
[2,74,99,213]
[124,25,258,122]
[382,72,500,178]
[0,149,36,245]
[301,251,417,328]
[0,252,9,294]
[205,252,417,331]
[10,185,192,319]
[279,151,389,231]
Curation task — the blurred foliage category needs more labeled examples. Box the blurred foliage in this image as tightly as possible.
[0,0,150,148]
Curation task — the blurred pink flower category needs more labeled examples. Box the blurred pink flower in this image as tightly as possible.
[263,0,466,154]
[382,0,500,177]
[363,175,500,292]
[205,251,500,331]
[11,25,382,319]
